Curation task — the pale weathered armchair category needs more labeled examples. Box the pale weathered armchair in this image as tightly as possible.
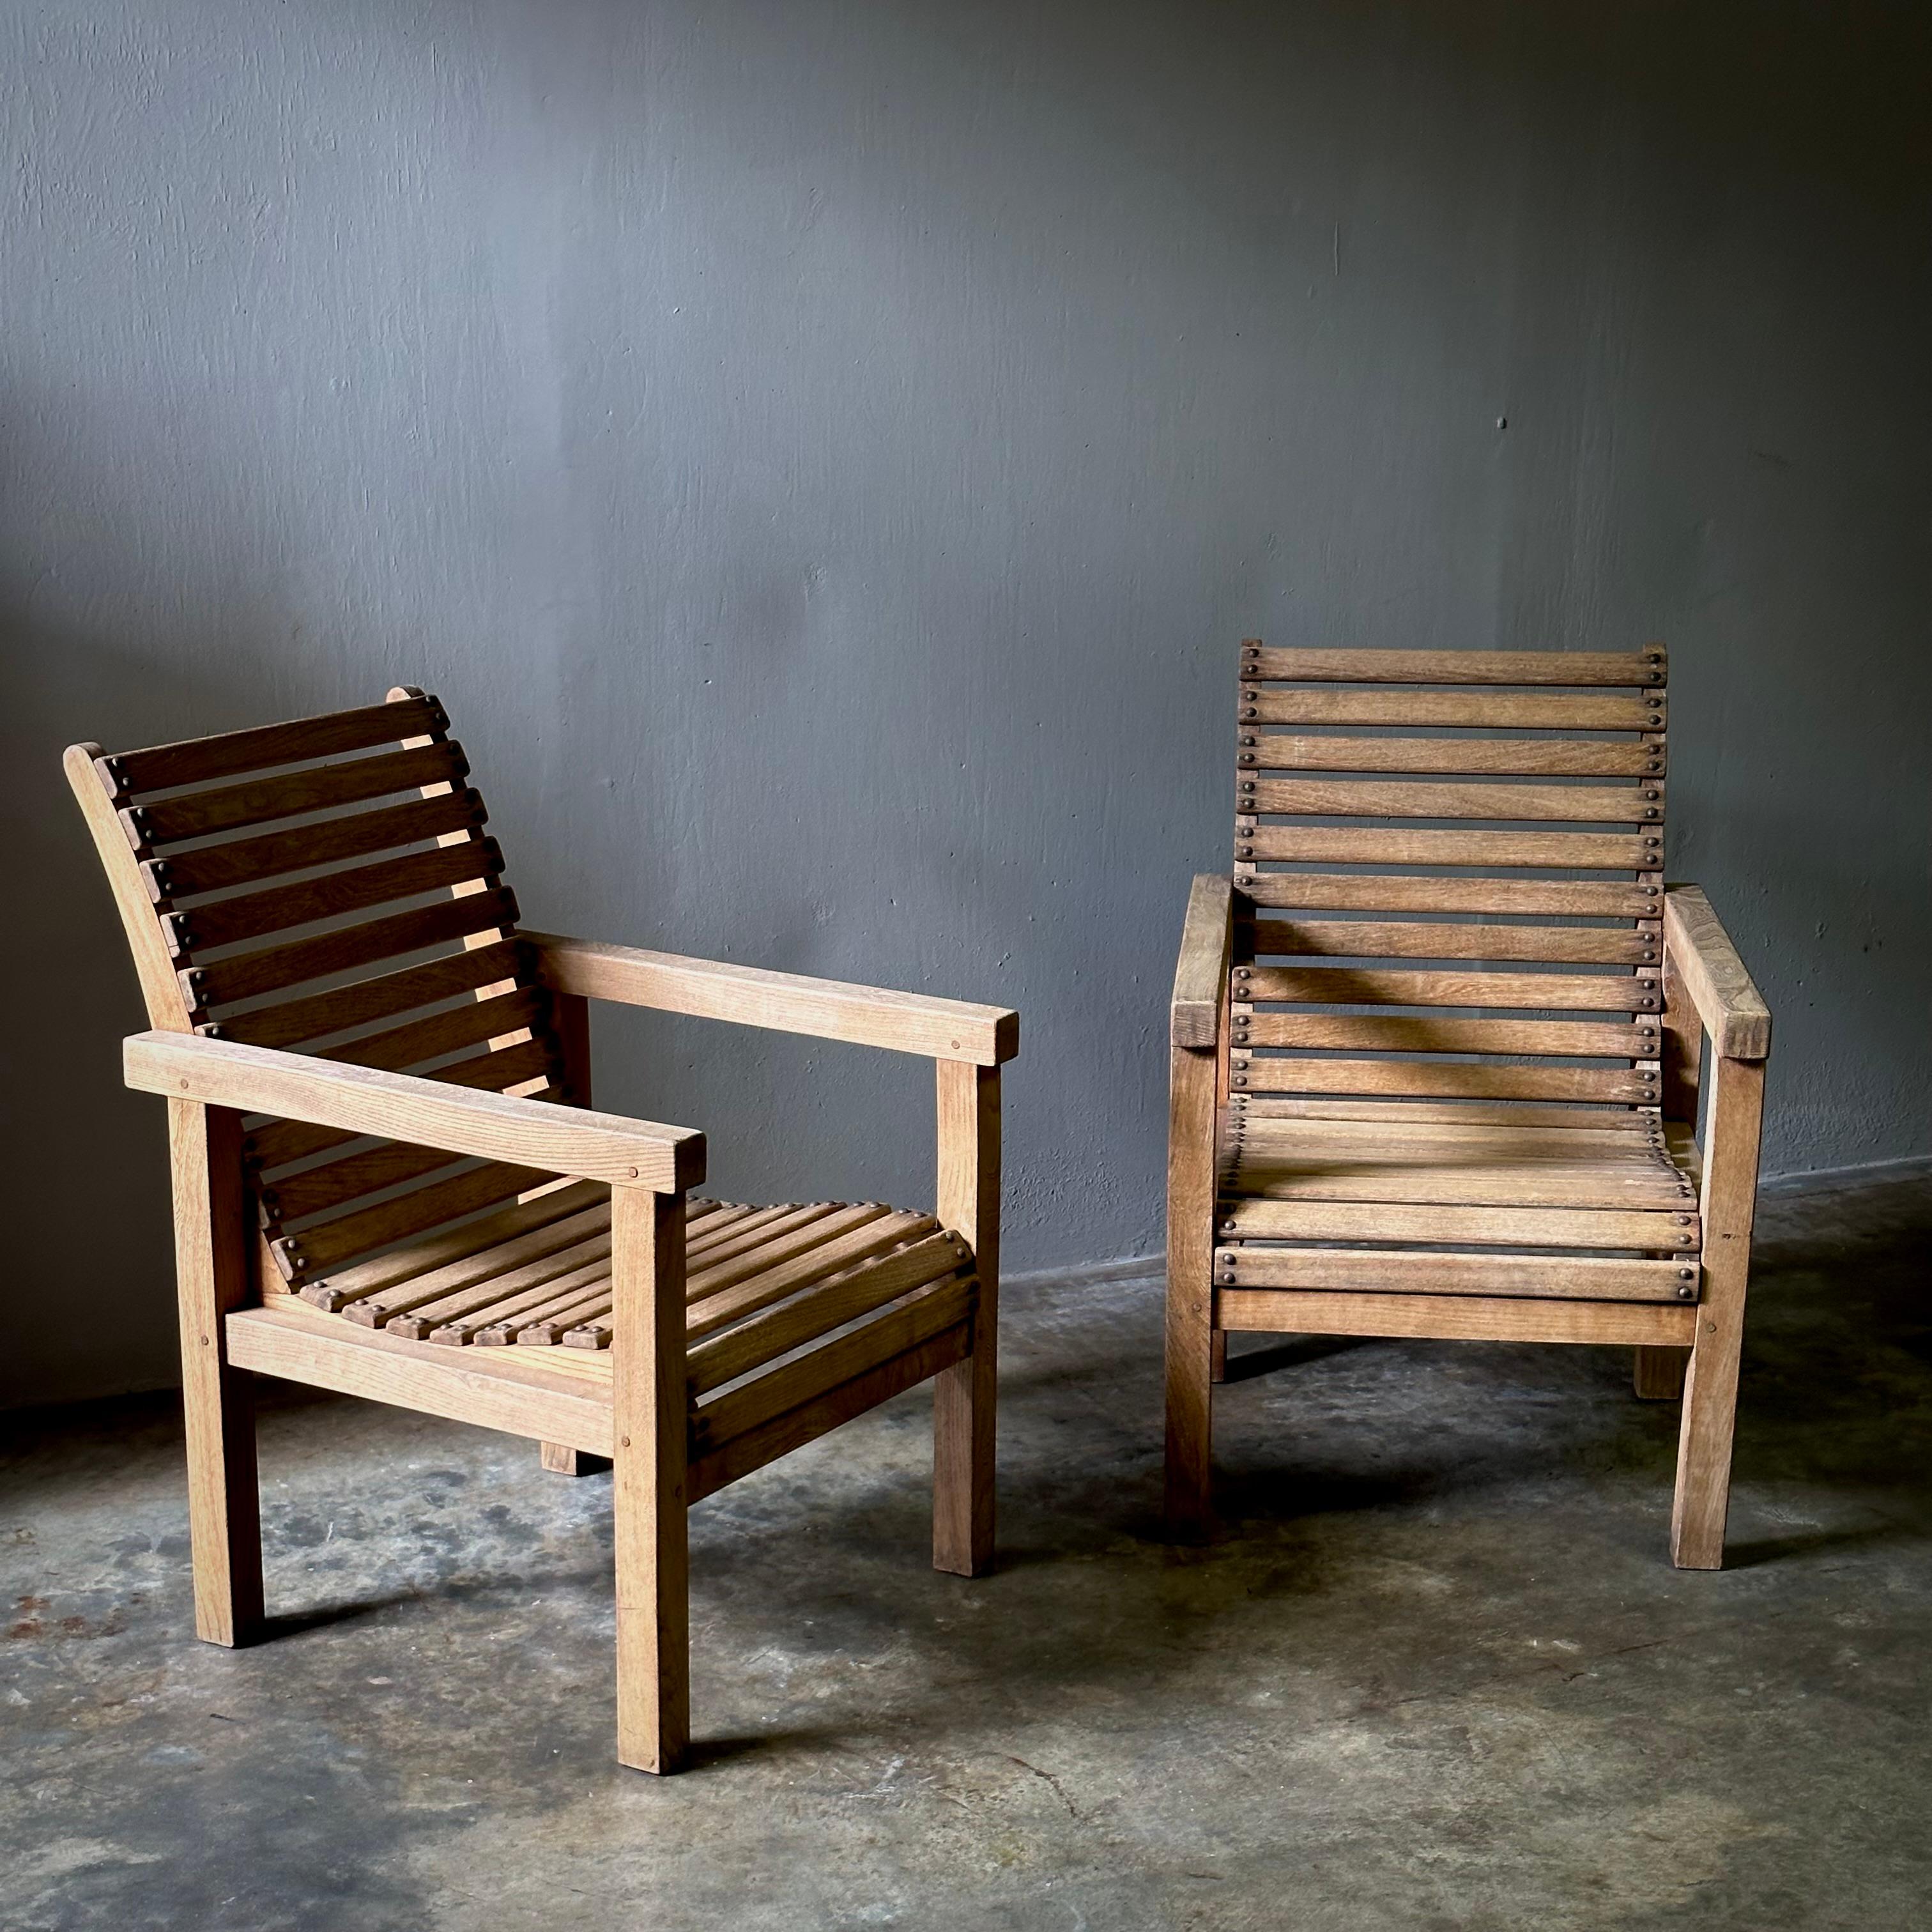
[1166,643,1770,1567]
[67,688,1016,1772]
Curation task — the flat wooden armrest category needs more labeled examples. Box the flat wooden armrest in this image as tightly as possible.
[525,931,1018,1066]
[1662,886,1772,1061]
[123,1031,706,1192]
[1171,874,1234,1051]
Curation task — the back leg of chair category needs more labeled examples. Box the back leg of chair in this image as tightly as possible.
[169,1099,265,1645]
[1632,1346,1689,1400]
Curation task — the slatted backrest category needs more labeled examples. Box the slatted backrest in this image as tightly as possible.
[1229,643,1668,1113]
[66,690,569,1290]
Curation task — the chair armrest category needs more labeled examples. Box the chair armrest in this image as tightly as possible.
[525,931,1018,1066]
[123,1032,705,1192]
[1171,875,1234,1051]
[1662,886,1772,1061]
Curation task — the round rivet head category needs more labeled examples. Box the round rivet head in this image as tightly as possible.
[1679,1268,1696,1280]
[1232,1075,1248,1086]
[1243,708,1258,719]
[1677,1285,1696,1301]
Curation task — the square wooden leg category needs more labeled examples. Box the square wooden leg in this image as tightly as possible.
[612,1186,689,1772]
[934,1063,999,1577]
[1671,1055,1763,1569]
[540,1442,608,1476]
[1164,1043,1218,1541]
[1633,1346,1689,1401]
[168,1099,264,1646]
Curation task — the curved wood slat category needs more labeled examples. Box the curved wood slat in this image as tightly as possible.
[127,742,468,847]
[144,788,487,900]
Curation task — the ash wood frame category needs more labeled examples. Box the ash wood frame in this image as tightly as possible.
[70,710,1015,1775]
[1165,648,1772,1568]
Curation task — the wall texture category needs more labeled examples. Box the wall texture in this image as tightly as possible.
[6,0,1929,1404]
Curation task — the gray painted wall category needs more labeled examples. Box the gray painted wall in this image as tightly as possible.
[6,1,1929,1406]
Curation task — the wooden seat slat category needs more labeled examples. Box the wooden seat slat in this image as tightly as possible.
[685,1232,972,1395]
[1212,1248,1687,1300]
[1222,1156,1689,1211]
[1220,1197,1696,1249]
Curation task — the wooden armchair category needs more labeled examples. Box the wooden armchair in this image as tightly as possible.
[66,689,1016,1772]
[1165,643,1770,1567]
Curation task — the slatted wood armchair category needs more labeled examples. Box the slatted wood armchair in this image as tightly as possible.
[66,689,1016,1772]
[1166,643,1770,1567]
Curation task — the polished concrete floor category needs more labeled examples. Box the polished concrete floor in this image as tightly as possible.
[5,1169,1929,1931]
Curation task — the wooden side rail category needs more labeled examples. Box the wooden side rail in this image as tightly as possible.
[1662,886,1771,1061]
[123,1031,706,1192]
[1170,874,1234,1051]
[526,932,1018,1066]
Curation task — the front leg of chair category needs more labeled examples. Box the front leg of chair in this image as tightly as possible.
[1163,1039,1219,1541]
[611,1184,691,1772]
[933,1062,1000,1577]
[1671,1052,1765,1568]
[168,1098,264,1645]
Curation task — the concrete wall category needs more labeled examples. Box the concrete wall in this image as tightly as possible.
[6,0,1929,1405]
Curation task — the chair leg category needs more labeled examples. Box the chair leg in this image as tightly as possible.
[1670,1055,1764,1570]
[1209,1331,1230,1384]
[1164,1043,1218,1541]
[1632,1346,1688,1401]
[934,1063,999,1577]
[168,1100,264,1646]
[611,1187,690,1773]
